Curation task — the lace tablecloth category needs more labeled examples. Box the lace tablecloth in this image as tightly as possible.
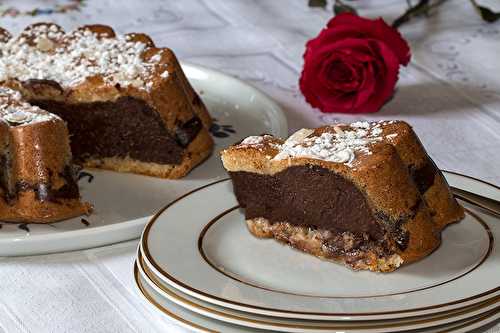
[0,1,499,332]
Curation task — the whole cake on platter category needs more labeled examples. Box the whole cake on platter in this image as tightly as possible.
[221,121,464,272]
[0,23,213,223]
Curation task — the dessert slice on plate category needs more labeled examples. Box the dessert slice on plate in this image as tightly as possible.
[221,121,464,272]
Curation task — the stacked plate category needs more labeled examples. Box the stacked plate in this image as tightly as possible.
[134,171,500,333]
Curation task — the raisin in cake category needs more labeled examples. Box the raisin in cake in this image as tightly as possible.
[221,121,464,272]
[0,87,90,223]
[0,23,213,180]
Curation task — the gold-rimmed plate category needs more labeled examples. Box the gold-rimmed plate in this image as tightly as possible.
[134,261,500,333]
[136,247,500,332]
[140,172,500,321]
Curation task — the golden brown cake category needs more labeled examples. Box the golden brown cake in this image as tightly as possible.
[0,87,90,223]
[221,121,464,272]
[0,23,213,179]
[0,23,213,223]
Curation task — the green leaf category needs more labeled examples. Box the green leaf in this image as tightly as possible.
[308,0,327,8]
[470,0,500,22]
[333,0,357,15]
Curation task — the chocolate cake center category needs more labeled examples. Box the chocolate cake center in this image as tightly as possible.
[30,96,201,165]
[229,165,384,239]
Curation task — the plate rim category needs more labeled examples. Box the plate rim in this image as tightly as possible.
[134,261,500,333]
[134,262,212,333]
[137,249,500,332]
[140,171,500,319]
[442,170,500,192]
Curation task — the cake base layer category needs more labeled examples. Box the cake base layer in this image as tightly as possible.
[83,127,213,178]
[227,164,446,272]
[0,191,91,223]
[246,217,406,272]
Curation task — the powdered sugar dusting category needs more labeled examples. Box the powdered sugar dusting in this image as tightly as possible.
[0,87,58,126]
[351,121,371,129]
[0,87,22,101]
[240,136,265,145]
[386,133,398,139]
[371,127,383,136]
[235,122,401,167]
[0,24,167,91]
[272,122,391,166]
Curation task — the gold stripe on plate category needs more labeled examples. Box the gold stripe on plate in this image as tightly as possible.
[134,262,216,333]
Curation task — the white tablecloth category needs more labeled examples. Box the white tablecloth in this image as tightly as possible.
[1,1,499,332]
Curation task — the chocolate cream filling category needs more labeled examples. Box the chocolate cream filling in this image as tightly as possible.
[230,165,385,239]
[230,165,415,255]
[30,96,202,165]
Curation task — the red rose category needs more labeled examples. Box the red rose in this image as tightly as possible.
[299,13,411,114]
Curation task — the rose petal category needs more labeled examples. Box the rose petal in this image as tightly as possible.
[352,62,376,109]
[319,55,361,92]
[356,40,400,113]
[326,13,411,66]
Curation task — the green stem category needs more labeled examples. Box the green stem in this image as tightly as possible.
[392,0,448,28]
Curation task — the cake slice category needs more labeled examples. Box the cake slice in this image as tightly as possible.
[221,121,464,272]
[0,23,213,179]
[0,87,90,223]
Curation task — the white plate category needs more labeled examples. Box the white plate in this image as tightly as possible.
[134,262,500,333]
[141,172,500,321]
[136,248,500,333]
[0,63,287,256]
